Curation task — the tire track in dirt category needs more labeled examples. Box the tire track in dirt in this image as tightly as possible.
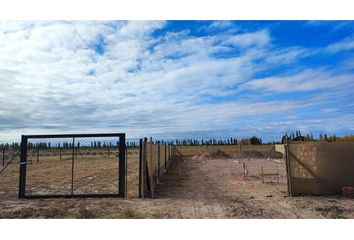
[155,160,229,218]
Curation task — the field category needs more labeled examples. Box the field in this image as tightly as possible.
[0,146,353,218]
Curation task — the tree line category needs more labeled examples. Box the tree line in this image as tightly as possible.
[281,131,354,143]
[0,141,139,149]
[1,133,353,149]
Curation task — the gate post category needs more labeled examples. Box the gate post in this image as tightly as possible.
[118,134,126,197]
[19,135,28,199]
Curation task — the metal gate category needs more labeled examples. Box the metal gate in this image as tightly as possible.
[19,133,126,199]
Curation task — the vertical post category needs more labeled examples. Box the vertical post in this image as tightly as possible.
[261,167,264,183]
[19,135,28,199]
[36,147,39,163]
[167,144,170,172]
[285,139,292,196]
[2,148,5,166]
[71,137,75,196]
[138,139,143,198]
[59,148,62,161]
[125,148,128,197]
[108,145,110,158]
[164,143,167,170]
[118,134,126,197]
[149,139,154,198]
[157,143,161,176]
[143,138,148,198]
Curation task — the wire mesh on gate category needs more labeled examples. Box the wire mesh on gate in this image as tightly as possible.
[19,133,126,199]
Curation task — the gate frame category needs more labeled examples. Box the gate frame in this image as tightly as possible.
[19,133,126,199]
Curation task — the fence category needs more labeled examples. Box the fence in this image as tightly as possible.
[0,149,21,175]
[286,141,354,195]
[174,144,277,158]
[19,133,126,199]
[138,138,175,198]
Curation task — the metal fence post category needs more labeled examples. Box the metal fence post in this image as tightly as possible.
[118,134,126,197]
[19,135,28,199]
[71,137,75,196]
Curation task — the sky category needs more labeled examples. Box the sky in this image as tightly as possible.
[0,20,353,142]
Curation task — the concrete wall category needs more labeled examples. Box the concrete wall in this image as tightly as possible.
[275,144,286,155]
[287,142,354,195]
[175,144,275,156]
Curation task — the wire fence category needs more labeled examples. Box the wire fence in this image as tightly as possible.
[139,138,176,198]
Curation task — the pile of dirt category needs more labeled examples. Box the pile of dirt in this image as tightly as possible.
[192,149,230,160]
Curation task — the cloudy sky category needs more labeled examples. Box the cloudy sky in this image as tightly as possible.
[0,20,353,142]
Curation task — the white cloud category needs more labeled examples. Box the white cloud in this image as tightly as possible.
[324,36,354,53]
[0,21,353,141]
[242,69,354,93]
[223,29,271,48]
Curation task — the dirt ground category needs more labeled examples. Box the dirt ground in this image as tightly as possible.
[0,149,353,218]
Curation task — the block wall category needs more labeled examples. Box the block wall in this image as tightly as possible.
[288,142,354,195]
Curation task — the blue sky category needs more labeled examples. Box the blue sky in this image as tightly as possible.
[0,20,353,142]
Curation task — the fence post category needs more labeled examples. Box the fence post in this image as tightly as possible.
[59,148,62,160]
[108,145,110,158]
[143,138,148,198]
[149,138,154,198]
[157,143,160,176]
[125,148,128,197]
[138,139,143,198]
[167,144,170,172]
[2,148,4,166]
[118,134,126,197]
[19,135,28,199]
[164,143,167,170]
[71,137,75,196]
